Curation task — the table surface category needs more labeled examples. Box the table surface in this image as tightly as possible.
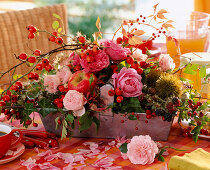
[0,113,209,170]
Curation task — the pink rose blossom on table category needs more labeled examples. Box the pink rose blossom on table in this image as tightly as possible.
[159,54,175,71]
[132,49,147,62]
[112,67,143,97]
[63,90,87,116]
[44,75,61,93]
[80,49,109,72]
[127,135,158,165]
[56,66,72,84]
[100,39,130,62]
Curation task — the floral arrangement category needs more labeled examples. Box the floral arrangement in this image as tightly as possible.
[0,4,209,142]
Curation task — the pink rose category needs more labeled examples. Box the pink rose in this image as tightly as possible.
[159,54,175,71]
[132,49,147,62]
[44,75,61,93]
[127,135,158,165]
[80,49,110,72]
[112,67,143,97]
[70,52,80,66]
[100,39,130,62]
[56,66,72,84]
[63,90,87,117]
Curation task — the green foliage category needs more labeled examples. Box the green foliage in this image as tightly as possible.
[184,64,199,75]
[38,98,57,117]
[79,113,93,131]
[119,143,128,153]
[128,115,137,120]
[93,116,100,132]
[199,65,206,78]
[52,21,59,30]
[23,103,38,116]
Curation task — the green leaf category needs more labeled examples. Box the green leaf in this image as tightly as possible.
[55,117,60,129]
[38,98,57,117]
[93,116,100,132]
[197,103,208,111]
[158,155,165,162]
[52,21,59,30]
[23,103,38,116]
[79,113,93,131]
[89,74,94,85]
[66,114,74,124]
[199,65,206,78]
[53,13,61,19]
[128,115,137,120]
[61,125,67,140]
[184,64,199,75]
[119,143,128,153]
[58,27,62,33]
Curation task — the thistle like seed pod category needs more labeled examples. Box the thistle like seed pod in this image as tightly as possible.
[146,70,161,87]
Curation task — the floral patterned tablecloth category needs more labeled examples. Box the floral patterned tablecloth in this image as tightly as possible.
[0,113,209,170]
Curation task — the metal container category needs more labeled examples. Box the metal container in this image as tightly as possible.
[40,84,173,141]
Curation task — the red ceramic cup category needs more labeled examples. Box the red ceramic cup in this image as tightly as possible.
[0,124,22,158]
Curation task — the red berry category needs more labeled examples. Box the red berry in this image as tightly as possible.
[33,123,38,127]
[11,95,18,103]
[60,95,65,101]
[183,132,188,137]
[36,63,43,71]
[4,109,10,115]
[145,120,148,123]
[6,90,12,96]
[204,130,209,136]
[78,36,86,43]
[28,32,35,39]
[10,85,19,91]
[121,120,124,123]
[140,61,147,67]
[137,67,143,74]
[131,63,139,70]
[45,64,53,72]
[86,49,93,56]
[123,36,128,43]
[52,31,58,37]
[111,64,118,70]
[135,127,138,130]
[193,111,197,115]
[74,65,81,72]
[126,56,134,64]
[152,112,156,117]
[57,119,62,125]
[28,72,35,79]
[54,98,60,105]
[116,96,123,103]
[2,95,10,102]
[200,129,205,134]
[11,110,16,115]
[146,110,151,115]
[58,85,65,92]
[188,100,193,105]
[55,37,63,45]
[49,36,55,42]
[146,114,152,119]
[42,58,49,66]
[197,121,201,126]
[115,88,122,96]
[92,46,98,53]
[19,53,28,60]
[80,52,86,59]
[25,120,32,125]
[197,102,202,106]
[34,50,41,56]
[116,37,123,44]
[15,81,23,89]
[57,102,63,108]
[6,114,11,120]
[108,89,115,96]
[27,56,36,63]
[187,112,192,116]
[0,101,6,106]
[199,112,204,117]
[33,73,39,80]
[27,25,37,33]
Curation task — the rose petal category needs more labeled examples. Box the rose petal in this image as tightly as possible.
[56,152,74,164]
[38,150,53,157]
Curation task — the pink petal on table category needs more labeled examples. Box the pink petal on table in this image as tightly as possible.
[97,153,107,159]
[45,154,58,161]
[38,162,61,170]
[108,141,115,147]
[83,142,99,150]
[20,157,36,167]
[34,147,39,153]
[63,164,73,170]
[38,150,52,157]
[105,146,111,151]
[156,142,163,148]
[75,165,86,170]
[74,154,86,164]
[159,163,168,170]
[92,157,114,168]
[105,166,122,170]
[56,152,74,164]
[120,152,128,160]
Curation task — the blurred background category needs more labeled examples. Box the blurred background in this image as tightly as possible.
[1,0,209,41]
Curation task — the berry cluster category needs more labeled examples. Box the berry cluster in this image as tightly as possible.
[80,46,99,63]
[48,31,63,45]
[53,95,65,108]
[108,88,124,103]
[27,25,37,39]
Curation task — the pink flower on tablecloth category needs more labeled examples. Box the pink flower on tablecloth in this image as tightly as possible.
[56,66,72,84]
[100,39,130,62]
[112,67,143,97]
[127,135,158,165]
[63,90,87,117]
[159,54,175,71]
[80,49,110,72]
[44,75,61,93]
